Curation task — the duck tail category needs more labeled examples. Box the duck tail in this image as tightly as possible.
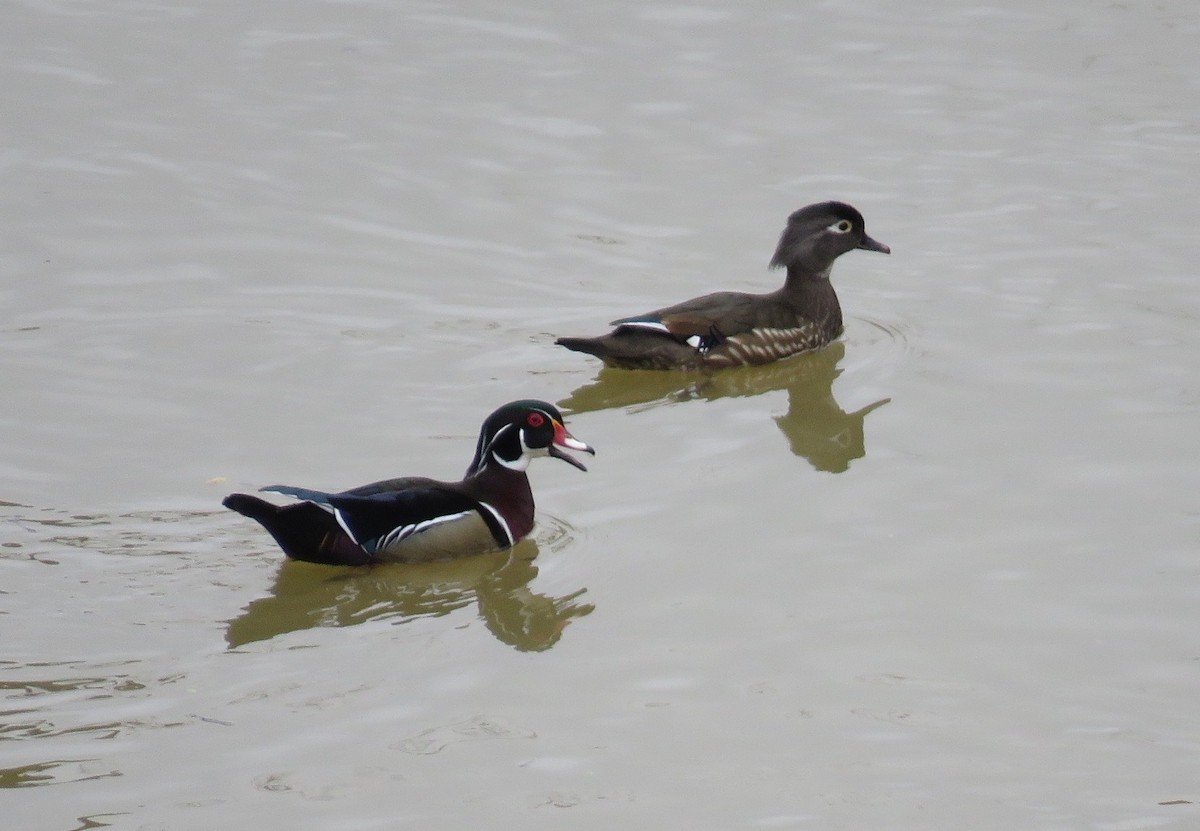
[556,331,698,370]
[554,336,608,358]
[222,493,372,566]
[223,493,280,523]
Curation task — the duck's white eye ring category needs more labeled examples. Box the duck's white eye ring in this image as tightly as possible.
[829,219,853,233]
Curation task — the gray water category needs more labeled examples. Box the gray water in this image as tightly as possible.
[4,1,1199,829]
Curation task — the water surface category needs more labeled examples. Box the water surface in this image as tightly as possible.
[4,1,1200,829]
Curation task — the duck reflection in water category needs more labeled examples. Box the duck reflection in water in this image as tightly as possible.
[558,342,888,473]
[224,537,592,652]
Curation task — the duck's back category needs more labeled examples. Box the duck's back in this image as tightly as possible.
[560,282,842,370]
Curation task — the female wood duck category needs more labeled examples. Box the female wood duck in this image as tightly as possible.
[555,201,890,370]
[223,400,594,566]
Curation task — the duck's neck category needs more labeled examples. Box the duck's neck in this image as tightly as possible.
[779,268,843,333]
[465,462,535,542]
[782,264,831,293]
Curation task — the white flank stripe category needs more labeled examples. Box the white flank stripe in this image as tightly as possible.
[379,524,414,550]
[332,508,360,545]
[476,501,514,547]
[380,510,472,550]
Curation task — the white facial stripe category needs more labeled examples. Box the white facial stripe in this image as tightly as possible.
[493,454,526,471]
[494,422,549,472]
[480,422,516,471]
[493,443,531,471]
[490,422,513,446]
[476,501,514,547]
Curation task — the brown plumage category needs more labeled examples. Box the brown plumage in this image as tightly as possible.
[556,202,889,371]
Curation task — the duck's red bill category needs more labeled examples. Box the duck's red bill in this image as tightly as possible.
[550,422,595,471]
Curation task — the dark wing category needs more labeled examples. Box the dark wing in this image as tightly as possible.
[340,476,441,498]
[322,485,481,555]
[262,477,448,505]
[611,291,760,343]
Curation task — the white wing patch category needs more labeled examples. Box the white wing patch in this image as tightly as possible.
[618,320,671,334]
[377,510,473,551]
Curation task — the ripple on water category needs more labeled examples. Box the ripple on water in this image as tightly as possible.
[844,314,916,363]
[0,501,593,797]
[0,662,172,791]
[391,714,536,756]
[3,500,593,656]
[530,512,578,553]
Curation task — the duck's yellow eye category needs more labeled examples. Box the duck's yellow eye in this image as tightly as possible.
[829,219,853,233]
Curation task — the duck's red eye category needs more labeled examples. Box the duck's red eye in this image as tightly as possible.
[526,412,545,427]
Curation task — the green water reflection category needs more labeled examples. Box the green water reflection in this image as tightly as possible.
[224,541,592,651]
[558,342,888,472]
[0,759,121,789]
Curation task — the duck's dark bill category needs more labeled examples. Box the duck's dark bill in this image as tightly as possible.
[857,234,891,254]
[551,423,595,471]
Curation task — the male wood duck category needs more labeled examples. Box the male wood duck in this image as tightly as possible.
[555,201,890,370]
[222,400,594,566]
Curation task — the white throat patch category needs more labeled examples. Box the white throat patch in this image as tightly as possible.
[493,426,539,471]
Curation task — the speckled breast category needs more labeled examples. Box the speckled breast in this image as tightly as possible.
[702,324,831,368]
